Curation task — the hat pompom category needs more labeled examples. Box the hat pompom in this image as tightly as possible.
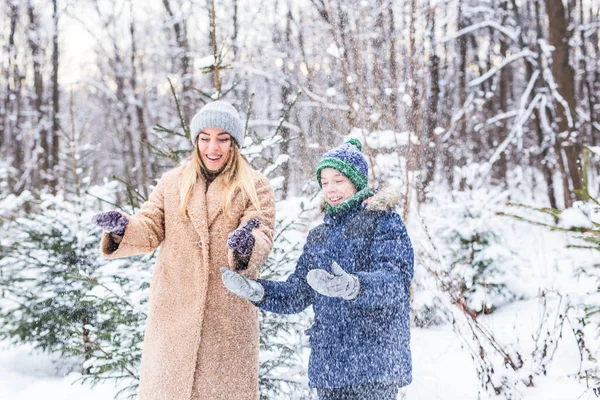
[345,138,363,152]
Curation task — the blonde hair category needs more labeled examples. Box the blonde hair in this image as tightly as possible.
[179,140,261,219]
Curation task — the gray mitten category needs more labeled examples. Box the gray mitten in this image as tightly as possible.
[92,210,129,236]
[220,267,265,302]
[306,261,360,300]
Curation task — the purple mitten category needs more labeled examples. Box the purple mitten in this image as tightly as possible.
[227,218,260,256]
[92,210,129,236]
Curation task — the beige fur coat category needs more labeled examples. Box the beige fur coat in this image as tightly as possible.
[100,166,275,400]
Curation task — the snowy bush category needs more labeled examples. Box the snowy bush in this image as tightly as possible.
[413,183,525,327]
[442,190,523,316]
[498,150,600,394]
[257,195,319,399]
[0,188,150,398]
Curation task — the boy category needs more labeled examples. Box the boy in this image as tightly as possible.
[221,139,414,400]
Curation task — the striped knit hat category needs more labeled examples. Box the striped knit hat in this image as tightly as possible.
[316,138,369,191]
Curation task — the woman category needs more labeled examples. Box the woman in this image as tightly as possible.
[93,101,276,400]
[221,139,413,400]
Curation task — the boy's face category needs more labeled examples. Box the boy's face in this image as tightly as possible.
[320,168,357,207]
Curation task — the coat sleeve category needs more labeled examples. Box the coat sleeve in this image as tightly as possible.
[100,177,166,259]
[228,174,276,276]
[352,212,414,308]
[255,239,315,314]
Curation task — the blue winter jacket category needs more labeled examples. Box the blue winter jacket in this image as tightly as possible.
[257,188,414,389]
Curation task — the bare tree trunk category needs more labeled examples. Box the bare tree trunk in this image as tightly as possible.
[591,5,600,147]
[421,0,440,200]
[129,0,149,196]
[578,0,595,147]
[1,1,20,157]
[439,9,453,184]
[27,0,46,188]
[232,0,239,58]
[274,1,293,199]
[457,0,468,143]
[524,0,559,209]
[7,2,24,193]
[404,0,421,218]
[386,3,400,126]
[494,1,510,185]
[345,2,367,128]
[162,0,192,117]
[113,33,137,188]
[451,0,469,191]
[89,0,137,187]
[371,0,386,130]
[297,7,323,177]
[50,0,60,193]
[544,0,582,204]
[322,0,358,128]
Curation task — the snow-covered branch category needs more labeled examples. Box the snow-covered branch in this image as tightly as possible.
[469,49,537,87]
[443,21,519,44]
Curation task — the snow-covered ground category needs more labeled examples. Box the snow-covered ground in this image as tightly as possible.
[409,300,596,400]
[0,298,596,400]
[0,343,121,400]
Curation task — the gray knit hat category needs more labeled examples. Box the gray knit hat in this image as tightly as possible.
[189,101,245,146]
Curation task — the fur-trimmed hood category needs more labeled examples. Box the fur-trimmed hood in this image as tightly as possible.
[364,185,401,212]
[320,185,401,213]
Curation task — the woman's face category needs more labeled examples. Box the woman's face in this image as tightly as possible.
[196,127,232,172]
[320,168,357,207]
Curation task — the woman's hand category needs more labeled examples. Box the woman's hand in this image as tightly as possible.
[92,210,129,236]
[227,218,260,256]
[220,267,265,302]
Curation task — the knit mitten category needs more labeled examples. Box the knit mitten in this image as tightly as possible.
[306,261,361,300]
[92,210,129,236]
[227,218,260,256]
[220,267,265,302]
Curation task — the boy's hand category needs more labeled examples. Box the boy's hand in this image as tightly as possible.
[220,267,265,302]
[306,261,360,300]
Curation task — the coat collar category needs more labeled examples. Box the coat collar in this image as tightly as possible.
[186,172,229,235]
[205,174,226,228]
[186,177,210,241]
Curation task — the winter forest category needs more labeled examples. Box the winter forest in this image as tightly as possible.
[0,0,599,398]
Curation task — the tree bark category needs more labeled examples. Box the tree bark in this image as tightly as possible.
[386,3,400,126]
[50,0,60,193]
[162,0,191,117]
[578,0,595,147]
[232,0,239,58]
[526,0,559,209]
[371,0,386,130]
[591,5,600,147]
[457,0,468,143]
[404,0,420,218]
[494,0,510,185]
[27,0,47,188]
[544,0,582,204]
[421,0,440,200]
[129,0,149,197]
[274,1,293,199]
[6,2,24,193]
